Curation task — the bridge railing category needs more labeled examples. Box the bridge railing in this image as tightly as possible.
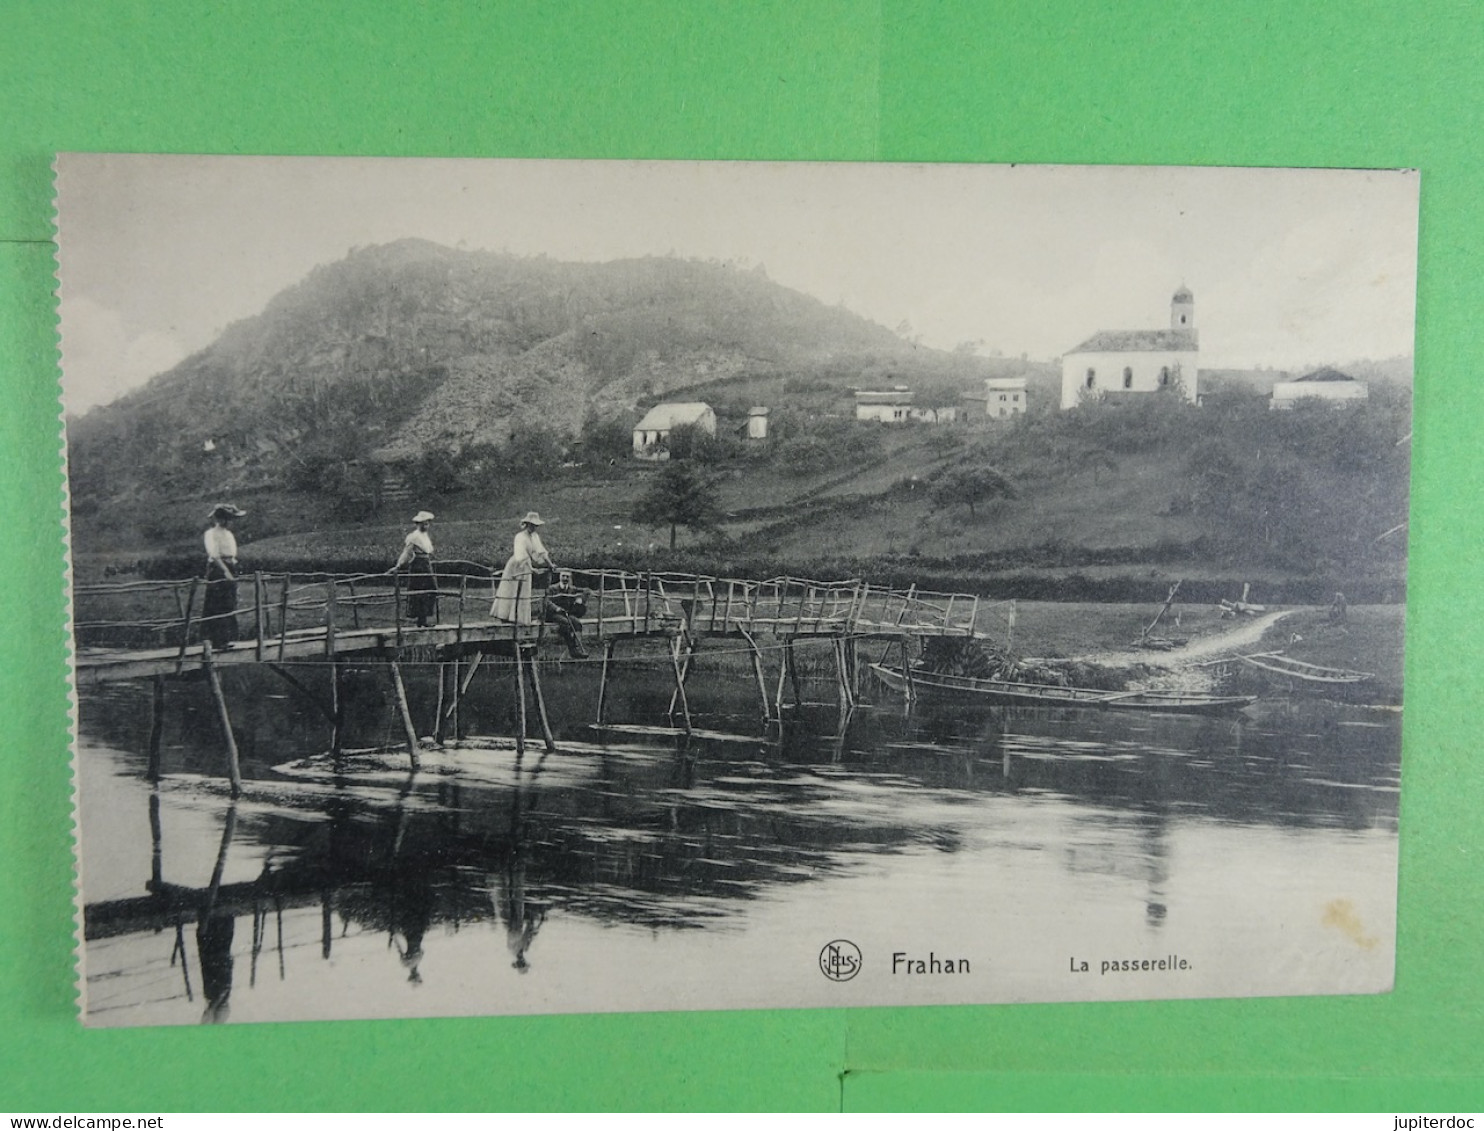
[71,567,983,655]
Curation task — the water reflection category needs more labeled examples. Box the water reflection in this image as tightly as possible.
[77,661,1401,1025]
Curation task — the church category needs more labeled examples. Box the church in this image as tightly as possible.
[1060,287,1200,409]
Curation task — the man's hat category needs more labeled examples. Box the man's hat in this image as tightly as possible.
[520,511,545,526]
[413,511,435,523]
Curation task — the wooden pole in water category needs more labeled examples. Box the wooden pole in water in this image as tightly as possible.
[786,637,804,706]
[389,659,421,769]
[458,651,485,696]
[147,674,166,782]
[596,639,615,724]
[449,658,461,740]
[329,660,343,756]
[669,632,693,734]
[740,628,772,724]
[201,640,243,798]
[526,648,557,752]
[835,636,854,710]
[324,579,338,658]
[774,635,789,717]
[899,635,916,703]
[433,661,447,743]
[512,646,529,758]
[277,574,291,660]
[667,607,694,717]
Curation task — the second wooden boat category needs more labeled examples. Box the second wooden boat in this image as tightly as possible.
[1232,653,1373,685]
[869,664,1256,715]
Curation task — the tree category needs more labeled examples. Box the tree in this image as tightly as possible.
[632,462,722,548]
[666,421,719,463]
[931,465,1016,518]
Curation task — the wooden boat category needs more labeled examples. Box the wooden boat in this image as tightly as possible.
[1231,653,1373,685]
[868,664,1257,715]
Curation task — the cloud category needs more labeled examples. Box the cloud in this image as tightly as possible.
[59,296,188,413]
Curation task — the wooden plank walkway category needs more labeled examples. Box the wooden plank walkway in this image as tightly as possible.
[73,567,994,685]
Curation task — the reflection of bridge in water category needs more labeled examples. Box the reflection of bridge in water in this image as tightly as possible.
[74,568,1004,794]
[77,674,1397,1024]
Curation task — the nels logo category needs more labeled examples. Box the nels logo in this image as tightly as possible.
[819,939,862,982]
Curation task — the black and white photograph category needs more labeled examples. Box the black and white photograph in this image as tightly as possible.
[58,155,1417,1026]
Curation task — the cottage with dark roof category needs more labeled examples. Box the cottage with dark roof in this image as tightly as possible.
[1270,366,1368,410]
[1059,287,1200,409]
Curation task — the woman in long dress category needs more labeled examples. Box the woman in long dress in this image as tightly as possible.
[201,503,246,649]
[492,512,555,624]
[389,510,437,628]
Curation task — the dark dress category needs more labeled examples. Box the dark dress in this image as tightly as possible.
[201,560,239,648]
[406,549,438,625]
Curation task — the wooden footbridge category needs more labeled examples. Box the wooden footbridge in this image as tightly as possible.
[73,566,1004,794]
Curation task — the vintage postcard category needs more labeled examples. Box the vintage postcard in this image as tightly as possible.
[57,156,1416,1025]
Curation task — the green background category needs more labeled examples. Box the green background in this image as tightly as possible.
[2,1,1481,1112]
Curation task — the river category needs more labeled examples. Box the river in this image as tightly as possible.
[75,653,1400,1026]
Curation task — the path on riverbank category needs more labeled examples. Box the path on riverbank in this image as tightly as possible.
[1078,608,1299,693]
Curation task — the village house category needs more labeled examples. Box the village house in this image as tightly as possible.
[1060,287,1200,409]
[632,402,717,459]
[1270,366,1368,410]
[982,376,1028,418]
[745,406,769,440]
[854,387,960,424]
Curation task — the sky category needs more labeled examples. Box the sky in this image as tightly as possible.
[54,155,1420,412]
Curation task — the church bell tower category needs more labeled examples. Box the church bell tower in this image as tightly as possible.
[1171,285,1195,331]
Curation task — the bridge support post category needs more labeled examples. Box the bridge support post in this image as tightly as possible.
[433,661,447,743]
[527,648,557,753]
[786,638,804,707]
[596,639,615,724]
[511,646,529,758]
[774,636,788,718]
[147,674,166,782]
[668,609,696,720]
[834,636,854,711]
[449,658,461,740]
[388,659,421,770]
[669,632,693,735]
[201,640,242,798]
[739,628,772,725]
[329,661,343,756]
[899,635,917,704]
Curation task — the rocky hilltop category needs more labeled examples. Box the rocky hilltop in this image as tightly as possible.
[66,239,922,506]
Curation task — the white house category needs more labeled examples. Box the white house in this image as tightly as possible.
[745,406,769,440]
[854,387,959,424]
[1060,287,1200,409]
[983,376,1027,418]
[1270,367,1368,410]
[632,402,717,459]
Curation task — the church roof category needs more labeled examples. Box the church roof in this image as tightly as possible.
[1067,328,1199,354]
[1172,285,1194,303]
[1292,366,1355,383]
[633,402,713,431]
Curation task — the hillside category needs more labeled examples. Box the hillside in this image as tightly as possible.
[67,240,959,519]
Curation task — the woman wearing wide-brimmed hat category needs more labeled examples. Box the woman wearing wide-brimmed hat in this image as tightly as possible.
[201,503,246,648]
[491,511,555,624]
[388,510,438,628]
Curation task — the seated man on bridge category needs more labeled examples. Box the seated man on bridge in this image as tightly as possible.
[543,570,589,659]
